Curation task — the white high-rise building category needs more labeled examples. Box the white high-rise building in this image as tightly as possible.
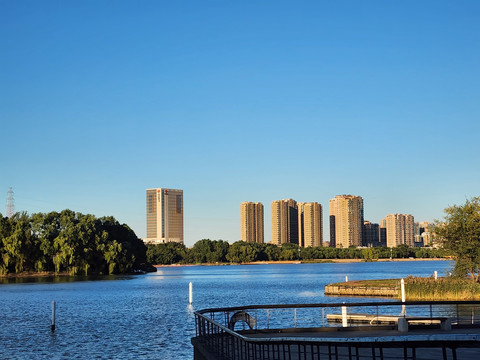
[145,188,183,244]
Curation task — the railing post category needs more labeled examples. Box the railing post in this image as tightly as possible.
[342,304,348,327]
[457,303,459,325]
[294,308,297,328]
[267,309,270,329]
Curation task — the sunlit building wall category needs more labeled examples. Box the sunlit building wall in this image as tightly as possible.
[298,202,323,247]
[240,202,264,243]
[271,199,298,245]
[145,188,183,244]
[384,213,414,247]
[329,195,364,248]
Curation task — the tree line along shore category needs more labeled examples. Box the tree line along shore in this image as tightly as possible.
[145,240,449,265]
[0,211,447,277]
[1,196,479,285]
[0,210,151,276]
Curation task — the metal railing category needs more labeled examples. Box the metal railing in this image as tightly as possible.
[193,301,480,360]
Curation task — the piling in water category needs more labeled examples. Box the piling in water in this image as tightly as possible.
[189,282,193,305]
[51,301,56,332]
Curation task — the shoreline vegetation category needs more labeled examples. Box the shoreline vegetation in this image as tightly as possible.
[0,211,151,277]
[325,276,480,301]
[155,257,449,266]
[2,258,449,278]
[145,239,450,266]
[0,211,449,278]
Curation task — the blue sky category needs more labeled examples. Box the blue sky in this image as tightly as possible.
[1,1,479,246]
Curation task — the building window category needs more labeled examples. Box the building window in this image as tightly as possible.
[176,195,182,214]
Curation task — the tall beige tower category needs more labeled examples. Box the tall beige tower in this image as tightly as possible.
[298,202,323,247]
[240,202,264,243]
[271,199,298,245]
[384,213,414,247]
[145,188,183,244]
[329,195,364,248]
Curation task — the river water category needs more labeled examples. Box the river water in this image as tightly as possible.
[0,260,452,359]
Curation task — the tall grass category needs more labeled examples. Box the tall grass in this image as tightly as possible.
[404,276,480,300]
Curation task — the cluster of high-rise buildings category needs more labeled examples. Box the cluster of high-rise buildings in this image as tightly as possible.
[143,188,431,248]
[241,195,432,248]
[241,200,323,247]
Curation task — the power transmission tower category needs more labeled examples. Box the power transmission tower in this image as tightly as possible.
[6,187,15,218]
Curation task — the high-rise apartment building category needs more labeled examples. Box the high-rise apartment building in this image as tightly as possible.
[384,213,414,247]
[240,202,264,243]
[298,202,323,247]
[145,188,183,244]
[379,219,387,247]
[271,199,298,245]
[362,221,380,247]
[329,195,364,248]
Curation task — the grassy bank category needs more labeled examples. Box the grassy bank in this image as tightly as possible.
[404,276,480,300]
[327,276,480,300]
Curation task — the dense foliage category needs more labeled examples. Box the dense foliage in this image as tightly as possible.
[435,196,480,282]
[147,240,448,265]
[0,210,148,275]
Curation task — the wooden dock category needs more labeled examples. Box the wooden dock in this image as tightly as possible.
[324,284,398,297]
[327,313,450,326]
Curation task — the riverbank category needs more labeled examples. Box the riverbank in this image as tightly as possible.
[325,276,480,300]
[3,258,450,277]
[0,271,70,279]
[154,257,449,267]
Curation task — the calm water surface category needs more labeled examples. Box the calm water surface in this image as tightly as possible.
[0,260,452,359]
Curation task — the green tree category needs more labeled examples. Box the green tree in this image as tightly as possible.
[226,241,259,263]
[435,196,480,282]
[1,210,150,276]
[263,243,280,261]
[147,242,187,264]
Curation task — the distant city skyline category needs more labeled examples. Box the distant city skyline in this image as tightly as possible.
[2,1,479,247]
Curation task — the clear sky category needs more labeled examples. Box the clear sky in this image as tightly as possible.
[1,0,479,247]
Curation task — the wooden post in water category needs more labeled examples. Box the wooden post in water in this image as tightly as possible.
[189,282,193,305]
[345,275,348,282]
[51,301,56,332]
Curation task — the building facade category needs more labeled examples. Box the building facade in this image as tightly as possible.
[240,202,264,243]
[271,199,298,245]
[298,202,323,247]
[329,195,364,248]
[362,221,380,247]
[145,188,183,244]
[384,213,414,247]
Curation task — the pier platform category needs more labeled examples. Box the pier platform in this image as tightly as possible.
[192,300,480,360]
